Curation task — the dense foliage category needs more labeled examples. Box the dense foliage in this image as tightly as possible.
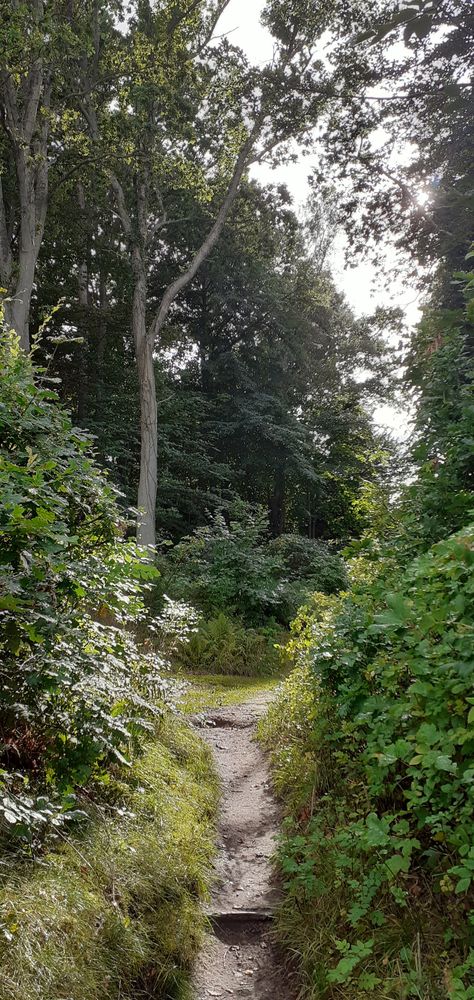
[0,330,167,843]
[1,2,473,999]
[400,264,474,548]
[261,262,474,999]
[162,503,347,626]
[263,523,474,998]
[37,176,392,544]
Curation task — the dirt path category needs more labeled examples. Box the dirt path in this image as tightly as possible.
[192,692,294,1000]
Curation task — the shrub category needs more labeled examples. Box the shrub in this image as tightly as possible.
[163,507,348,627]
[262,526,474,1000]
[164,502,283,624]
[0,330,169,844]
[269,533,347,591]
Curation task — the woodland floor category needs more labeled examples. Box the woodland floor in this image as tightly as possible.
[190,691,295,1000]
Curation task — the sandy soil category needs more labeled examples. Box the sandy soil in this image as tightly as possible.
[192,692,295,1000]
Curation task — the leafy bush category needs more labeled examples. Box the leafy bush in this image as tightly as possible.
[163,502,283,624]
[163,505,347,626]
[172,612,282,677]
[262,527,474,1000]
[0,330,170,844]
[269,533,347,591]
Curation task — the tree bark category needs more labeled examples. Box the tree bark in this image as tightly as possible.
[96,273,108,411]
[0,50,51,351]
[131,132,258,546]
[104,161,158,548]
[7,148,49,350]
[133,257,157,549]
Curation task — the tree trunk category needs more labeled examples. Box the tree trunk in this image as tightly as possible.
[133,259,157,549]
[96,273,108,410]
[0,61,51,352]
[103,127,258,551]
[6,146,49,350]
[75,181,90,420]
[11,242,37,351]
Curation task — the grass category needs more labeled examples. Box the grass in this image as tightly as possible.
[0,715,218,1000]
[174,671,283,714]
[0,666,283,1000]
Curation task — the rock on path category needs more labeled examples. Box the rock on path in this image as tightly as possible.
[192,692,295,1000]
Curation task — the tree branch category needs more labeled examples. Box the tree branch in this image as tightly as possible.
[371,162,456,238]
[196,0,233,53]
[21,59,43,143]
[0,71,20,144]
[149,128,258,343]
[107,171,133,238]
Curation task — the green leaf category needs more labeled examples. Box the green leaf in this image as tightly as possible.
[455,877,471,894]
[386,854,409,876]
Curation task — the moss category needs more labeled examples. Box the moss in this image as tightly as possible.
[0,715,218,1000]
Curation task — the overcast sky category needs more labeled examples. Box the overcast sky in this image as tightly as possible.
[216,0,419,437]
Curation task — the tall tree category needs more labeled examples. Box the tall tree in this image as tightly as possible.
[0,0,55,348]
[71,0,363,546]
[0,0,98,348]
[148,180,393,541]
[38,175,392,543]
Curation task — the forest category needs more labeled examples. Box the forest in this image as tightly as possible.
[0,0,473,998]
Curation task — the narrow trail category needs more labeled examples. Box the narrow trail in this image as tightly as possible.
[192,692,294,1000]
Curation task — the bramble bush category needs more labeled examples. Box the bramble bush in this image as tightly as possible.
[262,527,474,999]
[0,329,172,845]
[261,265,474,999]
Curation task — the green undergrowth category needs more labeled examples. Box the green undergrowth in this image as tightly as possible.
[260,665,472,1000]
[170,612,285,677]
[260,528,474,1000]
[0,715,218,1000]
[176,672,281,714]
